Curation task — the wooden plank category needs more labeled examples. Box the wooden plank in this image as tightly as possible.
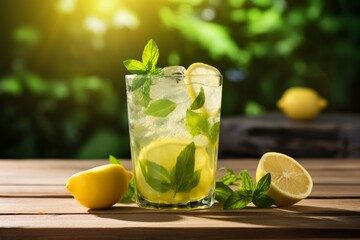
[0,198,359,215]
[1,184,360,198]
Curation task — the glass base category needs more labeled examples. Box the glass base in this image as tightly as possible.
[136,191,215,210]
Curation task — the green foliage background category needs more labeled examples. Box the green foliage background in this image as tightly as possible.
[0,0,359,158]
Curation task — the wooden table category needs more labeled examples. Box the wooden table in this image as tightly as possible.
[1,159,359,239]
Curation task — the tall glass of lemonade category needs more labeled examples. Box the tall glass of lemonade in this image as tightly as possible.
[125,41,223,209]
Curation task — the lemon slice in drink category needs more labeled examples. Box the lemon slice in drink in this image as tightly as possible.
[185,63,222,116]
[135,139,214,204]
[256,152,313,206]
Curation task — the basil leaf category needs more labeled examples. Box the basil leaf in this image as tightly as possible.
[256,173,271,194]
[215,181,233,202]
[190,87,205,110]
[219,167,240,186]
[240,170,255,194]
[145,99,176,117]
[139,160,171,193]
[252,193,275,208]
[172,142,196,196]
[123,59,147,74]
[185,109,209,136]
[209,121,220,144]
[223,190,252,210]
[142,39,159,72]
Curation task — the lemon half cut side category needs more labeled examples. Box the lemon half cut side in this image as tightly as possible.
[185,63,222,116]
[256,152,313,206]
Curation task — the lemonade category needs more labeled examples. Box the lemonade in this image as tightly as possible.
[125,62,222,209]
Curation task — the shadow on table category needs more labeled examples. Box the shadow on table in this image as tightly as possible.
[88,202,360,228]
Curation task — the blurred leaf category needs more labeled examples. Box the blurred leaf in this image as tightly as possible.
[24,73,48,94]
[244,101,265,117]
[0,76,22,95]
[13,25,40,46]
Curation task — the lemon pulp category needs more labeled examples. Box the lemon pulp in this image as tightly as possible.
[256,152,313,206]
[135,139,214,204]
[185,62,222,116]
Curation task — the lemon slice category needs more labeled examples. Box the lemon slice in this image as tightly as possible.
[185,63,222,116]
[256,152,313,206]
[135,139,214,204]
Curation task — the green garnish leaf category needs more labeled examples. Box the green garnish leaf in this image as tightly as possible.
[219,167,241,186]
[255,172,271,194]
[185,109,209,136]
[209,121,220,144]
[172,142,197,196]
[133,77,151,107]
[190,87,205,110]
[145,99,176,117]
[108,155,136,202]
[139,160,172,193]
[240,170,255,194]
[215,181,233,202]
[216,167,275,210]
[130,76,147,91]
[142,39,160,72]
[252,192,276,208]
[109,155,121,165]
[223,190,252,210]
[138,142,201,198]
[120,179,136,203]
[123,60,147,74]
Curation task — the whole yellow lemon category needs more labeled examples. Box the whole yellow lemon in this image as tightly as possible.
[277,87,327,120]
[66,164,133,209]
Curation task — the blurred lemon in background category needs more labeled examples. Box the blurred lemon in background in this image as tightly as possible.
[277,87,327,120]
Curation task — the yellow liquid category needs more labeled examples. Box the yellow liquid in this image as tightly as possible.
[134,139,216,204]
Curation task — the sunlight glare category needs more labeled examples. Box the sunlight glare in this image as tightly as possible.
[85,17,107,35]
[56,0,76,14]
[113,10,139,30]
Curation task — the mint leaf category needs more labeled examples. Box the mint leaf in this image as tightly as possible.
[145,99,176,117]
[223,190,252,210]
[215,181,233,202]
[186,109,209,136]
[252,193,275,208]
[190,87,205,110]
[139,160,172,193]
[216,167,275,209]
[133,77,151,107]
[142,39,160,72]
[172,142,197,197]
[108,155,136,202]
[255,172,271,194]
[219,167,240,186]
[123,59,147,74]
[209,121,220,144]
[130,76,147,91]
[240,170,255,194]
[120,179,136,203]
[109,155,121,165]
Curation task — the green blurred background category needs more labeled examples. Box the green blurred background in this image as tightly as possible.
[0,0,359,159]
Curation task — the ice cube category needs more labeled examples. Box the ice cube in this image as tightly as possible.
[161,66,186,75]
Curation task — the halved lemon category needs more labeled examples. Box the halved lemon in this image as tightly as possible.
[135,139,214,204]
[256,152,313,206]
[185,63,222,116]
